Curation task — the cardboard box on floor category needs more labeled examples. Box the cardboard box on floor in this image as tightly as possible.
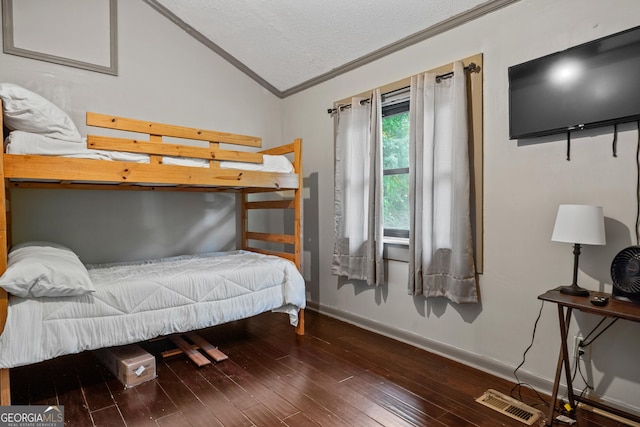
[94,344,156,388]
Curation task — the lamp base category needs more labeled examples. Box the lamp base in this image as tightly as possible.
[559,284,590,297]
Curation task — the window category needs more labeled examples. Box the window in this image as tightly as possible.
[382,89,410,239]
[332,52,483,271]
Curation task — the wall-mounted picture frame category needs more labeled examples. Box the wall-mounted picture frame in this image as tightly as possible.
[2,0,118,75]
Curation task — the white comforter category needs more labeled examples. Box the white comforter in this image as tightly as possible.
[0,250,305,368]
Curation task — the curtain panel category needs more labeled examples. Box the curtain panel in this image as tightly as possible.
[408,62,479,303]
[332,90,384,286]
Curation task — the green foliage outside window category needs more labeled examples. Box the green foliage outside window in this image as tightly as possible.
[382,112,410,232]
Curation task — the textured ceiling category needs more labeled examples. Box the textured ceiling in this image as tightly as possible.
[145,0,518,97]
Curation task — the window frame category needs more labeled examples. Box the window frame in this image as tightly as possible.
[381,96,410,240]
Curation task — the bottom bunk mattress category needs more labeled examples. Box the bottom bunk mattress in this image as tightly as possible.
[0,250,306,368]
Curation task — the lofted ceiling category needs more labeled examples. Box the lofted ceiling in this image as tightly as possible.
[143,0,519,98]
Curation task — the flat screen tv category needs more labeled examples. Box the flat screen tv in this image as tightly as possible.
[509,25,640,139]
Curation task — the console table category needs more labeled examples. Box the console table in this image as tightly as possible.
[538,289,640,425]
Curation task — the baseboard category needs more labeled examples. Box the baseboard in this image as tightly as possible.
[305,300,639,417]
[306,301,549,389]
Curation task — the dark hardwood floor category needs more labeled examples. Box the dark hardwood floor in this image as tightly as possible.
[10,310,627,426]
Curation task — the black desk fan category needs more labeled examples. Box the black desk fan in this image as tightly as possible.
[611,246,640,301]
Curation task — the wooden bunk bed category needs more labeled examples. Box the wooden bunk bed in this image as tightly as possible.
[0,101,304,405]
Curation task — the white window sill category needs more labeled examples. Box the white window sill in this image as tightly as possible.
[383,236,409,246]
[383,237,409,262]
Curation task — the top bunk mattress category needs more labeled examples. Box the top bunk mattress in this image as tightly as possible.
[0,250,305,368]
[4,130,295,173]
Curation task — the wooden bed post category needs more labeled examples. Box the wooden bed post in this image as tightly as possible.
[0,100,11,405]
[292,138,304,336]
[0,369,9,406]
[292,138,303,271]
[0,100,8,333]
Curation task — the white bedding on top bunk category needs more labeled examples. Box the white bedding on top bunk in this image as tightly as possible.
[0,250,305,368]
[4,131,295,173]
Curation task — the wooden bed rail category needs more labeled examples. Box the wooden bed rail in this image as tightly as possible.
[86,112,262,147]
[86,112,269,171]
[4,155,300,190]
[87,135,265,164]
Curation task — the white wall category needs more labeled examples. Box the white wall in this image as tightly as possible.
[0,0,283,263]
[284,0,640,415]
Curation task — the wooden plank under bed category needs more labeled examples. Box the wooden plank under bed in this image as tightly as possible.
[0,104,304,405]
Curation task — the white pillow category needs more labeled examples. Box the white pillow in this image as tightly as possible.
[0,83,82,142]
[0,241,95,298]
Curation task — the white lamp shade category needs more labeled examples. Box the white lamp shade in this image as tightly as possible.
[551,204,606,245]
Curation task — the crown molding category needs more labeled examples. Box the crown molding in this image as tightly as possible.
[144,0,520,99]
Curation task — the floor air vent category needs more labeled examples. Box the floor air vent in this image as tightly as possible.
[475,389,544,425]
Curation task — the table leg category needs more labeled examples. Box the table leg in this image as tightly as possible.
[558,306,575,406]
[547,305,573,425]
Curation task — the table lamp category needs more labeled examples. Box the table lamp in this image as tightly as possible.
[551,204,606,296]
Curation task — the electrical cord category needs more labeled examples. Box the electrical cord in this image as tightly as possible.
[612,123,618,157]
[580,317,619,347]
[571,351,593,392]
[567,317,619,406]
[511,300,550,409]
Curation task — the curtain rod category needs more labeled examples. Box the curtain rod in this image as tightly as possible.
[327,62,478,115]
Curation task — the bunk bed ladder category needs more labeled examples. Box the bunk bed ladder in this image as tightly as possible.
[241,138,304,335]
